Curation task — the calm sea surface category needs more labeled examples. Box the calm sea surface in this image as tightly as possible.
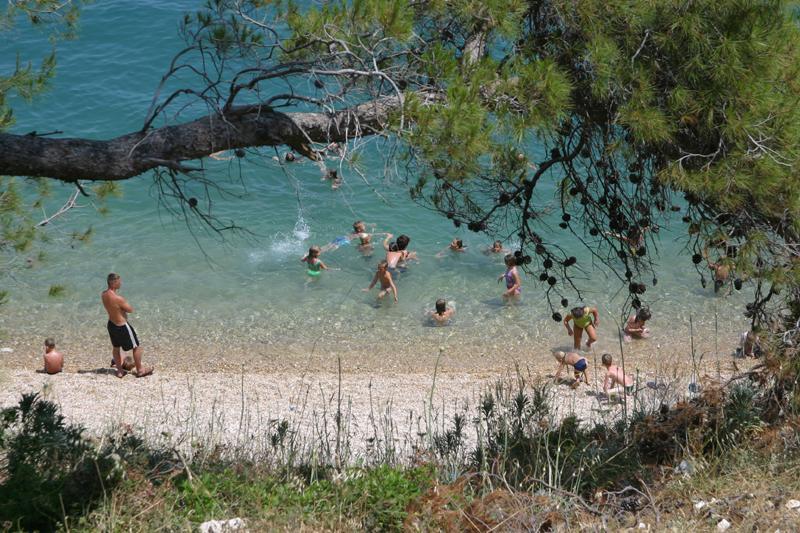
[0,1,748,366]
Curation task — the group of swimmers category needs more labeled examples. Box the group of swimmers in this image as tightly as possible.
[295,220,667,398]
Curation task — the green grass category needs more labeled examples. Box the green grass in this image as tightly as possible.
[72,464,435,531]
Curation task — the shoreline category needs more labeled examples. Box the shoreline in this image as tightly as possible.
[1,344,756,459]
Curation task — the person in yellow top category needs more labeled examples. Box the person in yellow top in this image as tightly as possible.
[564,305,599,350]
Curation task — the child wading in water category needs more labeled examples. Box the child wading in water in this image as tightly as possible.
[564,305,599,350]
[624,307,651,342]
[430,298,454,325]
[498,254,521,299]
[601,353,634,397]
[552,350,589,389]
[301,246,329,277]
[363,260,398,302]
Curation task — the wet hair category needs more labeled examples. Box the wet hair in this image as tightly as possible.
[378,260,388,269]
[107,272,120,286]
[396,234,410,250]
[635,307,651,322]
[308,246,321,258]
[284,151,296,162]
[454,239,463,249]
[571,306,586,318]
[44,337,56,348]
[493,240,502,249]
[504,254,517,267]
[601,353,613,366]
[353,220,364,232]
[389,242,399,252]
[435,299,447,315]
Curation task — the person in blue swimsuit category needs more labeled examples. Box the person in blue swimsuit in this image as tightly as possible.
[553,350,590,389]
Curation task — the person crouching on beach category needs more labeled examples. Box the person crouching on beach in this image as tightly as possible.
[564,305,599,350]
[552,350,589,389]
[430,298,454,325]
[301,245,328,277]
[43,337,63,374]
[624,307,651,342]
[498,254,521,300]
[363,260,398,302]
[601,353,634,397]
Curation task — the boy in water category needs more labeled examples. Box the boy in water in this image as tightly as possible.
[485,240,507,255]
[552,350,589,389]
[43,338,63,374]
[363,260,398,302]
[436,238,467,257]
[301,245,329,277]
[430,298,455,325]
[601,353,634,397]
[624,307,652,341]
[564,305,600,350]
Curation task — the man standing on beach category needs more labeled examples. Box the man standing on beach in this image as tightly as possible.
[102,273,153,378]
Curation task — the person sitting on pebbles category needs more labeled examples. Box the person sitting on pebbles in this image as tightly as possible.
[43,338,63,375]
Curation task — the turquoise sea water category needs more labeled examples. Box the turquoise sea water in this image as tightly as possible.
[0,1,749,366]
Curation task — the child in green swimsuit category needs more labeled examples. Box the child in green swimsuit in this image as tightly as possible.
[564,305,599,350]
[301,246,328,277]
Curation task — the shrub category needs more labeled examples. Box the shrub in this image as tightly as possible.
[0,393,122,531]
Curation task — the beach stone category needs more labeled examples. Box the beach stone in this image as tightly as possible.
[785,499,800,510]
[198,518,247,533]
[0,347,13,353]
[716,518,731,531]
[674,459,694,476]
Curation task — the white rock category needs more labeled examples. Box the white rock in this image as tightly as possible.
[0,347,13,353]
[694,501,707,510]
[785,499,800,510]
[198,518,247,533]
[637,522,647,529]
[717,519,731,531]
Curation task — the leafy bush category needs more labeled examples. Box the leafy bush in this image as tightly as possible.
[0,393,122,531]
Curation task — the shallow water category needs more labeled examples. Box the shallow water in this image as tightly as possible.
[1,1,750,371]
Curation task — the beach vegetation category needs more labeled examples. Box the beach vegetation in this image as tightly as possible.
[2,367,796,531]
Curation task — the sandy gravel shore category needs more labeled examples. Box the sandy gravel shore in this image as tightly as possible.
[0,346,752,460]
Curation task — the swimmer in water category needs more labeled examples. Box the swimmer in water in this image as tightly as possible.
[429,298,455,325]
[485,240,507,255]
[301,246,329,277]
[436,238,467,258]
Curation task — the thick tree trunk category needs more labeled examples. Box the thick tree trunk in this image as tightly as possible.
[0,97,401,182]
